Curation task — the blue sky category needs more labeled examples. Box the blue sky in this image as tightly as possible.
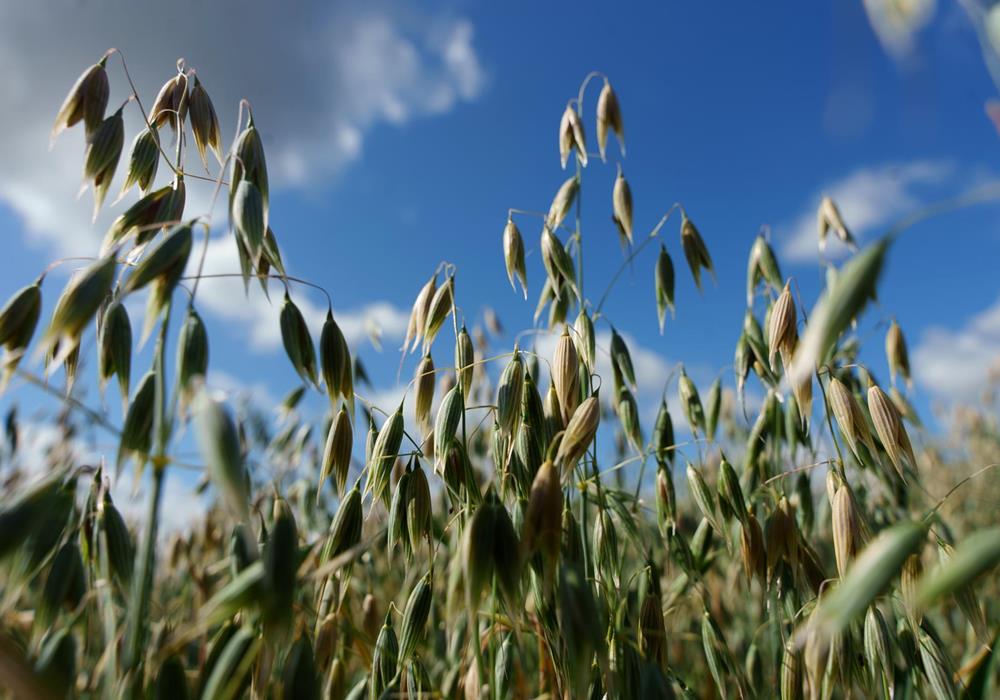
[2,1,1000,525]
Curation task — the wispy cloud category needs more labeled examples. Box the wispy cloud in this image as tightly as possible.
[778,160,953,263]
[913,293,1000,402]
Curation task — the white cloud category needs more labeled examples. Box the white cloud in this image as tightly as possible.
[778,160,953,263]
[0,2,484,255]
[913,293,1000,402]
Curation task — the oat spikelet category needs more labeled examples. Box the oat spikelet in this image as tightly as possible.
[612,165,633,247]
[502,217,527,298]
[552,329,579,425]
[558,104,587,169]
[768,281,797,372]
[832,485,860,578]
[867,384,915,479]
[885,319,910,387]
[596,79,624,161]
[817,195,856,252]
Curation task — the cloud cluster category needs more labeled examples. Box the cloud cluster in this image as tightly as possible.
[913,293,1000,403]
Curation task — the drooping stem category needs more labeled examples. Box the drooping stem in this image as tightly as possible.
[181,272,332,308]
[594,204,681,317]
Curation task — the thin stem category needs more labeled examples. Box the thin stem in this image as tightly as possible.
[926,462,1000,517]
[180,272,333,308]
[885,181,1000,244]
[14,369,121,436]
[576,71,608,114]
[594,204,681,316]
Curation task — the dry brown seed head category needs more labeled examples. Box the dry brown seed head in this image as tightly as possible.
[362,593,380,640]
[422,275,455,350]
[817,196,856,251]
[556,393,600,475]
[596,80,624,161]
[558,105,574,169]
[314,613,339,669]
[612,167,633,246]
[885,320,910,386]
[414,353,436,431]
[558,104,587,169]
[521,459,562,575]
[765,497,798,585]
[638,587,666,664]
[768,282,797,371]
[680,214,715,292]
[656,465,677,532]
[828,376,860,458]
[502,217,527,298]
[552,329,580,425]
[188,74,222,166]
[52,57,109,143]
[320,406,353,497]
[150,71,189,131]
[546,176,579,233]
[573,310,596,370]
[832,485,860,578]
[403,275,435,354]
[867,384,914,478]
